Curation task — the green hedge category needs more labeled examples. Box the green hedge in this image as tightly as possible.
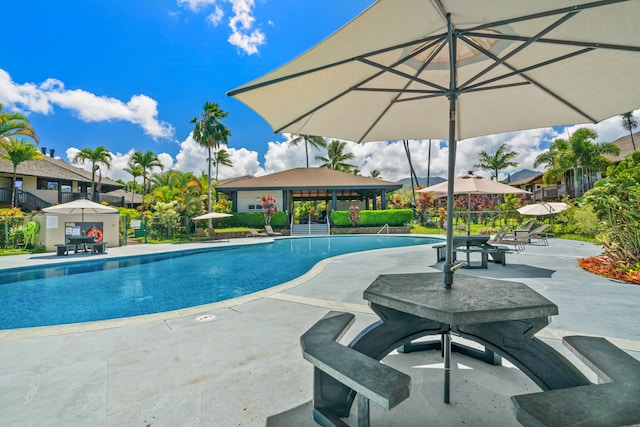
[331,209,412,227]
[198,211,288,228]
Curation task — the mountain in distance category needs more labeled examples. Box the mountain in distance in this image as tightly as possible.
[396,169,541,186]
[396,176,446,186]
[502,168,542,183]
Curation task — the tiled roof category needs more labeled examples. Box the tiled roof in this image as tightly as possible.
[608,131,639,163]
[217,167,401,190]
[0,151,122,188]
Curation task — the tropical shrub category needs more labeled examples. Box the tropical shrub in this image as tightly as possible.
[331,209,412,227]
[582,152,640,266]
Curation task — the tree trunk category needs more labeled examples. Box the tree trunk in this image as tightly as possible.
[207,146,213,228]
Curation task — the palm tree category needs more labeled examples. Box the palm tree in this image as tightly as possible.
[620,112,637,151]
[315,140,355,171]
[131,150,164,195]
[72,146,113,199]
[474,143,519,181]
[534,128,620,196]
[213,149,233,183]
[370,169,382,179]
[191,102,231,218]
[289,134,326,168]
[0,103,38,144]
[0,138,43,207]
[123,163,143,201]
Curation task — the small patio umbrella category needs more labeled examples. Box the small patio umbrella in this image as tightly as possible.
[419,174,529,234]
[192,212,233,221]
[517,202,568,216]
[228,0,640,288]
[43,198,118,233]
[518,201,568,229]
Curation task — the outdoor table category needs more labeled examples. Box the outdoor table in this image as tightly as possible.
[312,272,591,417]
[67,235,96,253]
[451,235,492,268]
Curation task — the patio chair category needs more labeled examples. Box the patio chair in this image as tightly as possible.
[194,227,209,241]
[264,225,283,236]
[246,229,268,237]
[519,220,535,232]
[487,226,525,253]
[527,224,552,245]
[207,227,229,242]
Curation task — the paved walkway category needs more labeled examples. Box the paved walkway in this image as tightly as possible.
[0,237,638,426]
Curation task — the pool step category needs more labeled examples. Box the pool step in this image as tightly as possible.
[291,224,330,236]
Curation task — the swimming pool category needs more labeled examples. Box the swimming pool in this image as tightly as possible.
[0,235,440,329]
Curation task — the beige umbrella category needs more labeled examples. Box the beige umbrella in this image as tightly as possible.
[43,198,118,233]
[192,212,233,221]
[419,174,529,233]
[228,0,640,288]
[518,202,568,216]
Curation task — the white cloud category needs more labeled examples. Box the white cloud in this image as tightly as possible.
[65,147,173,184]
[173,132,263,178]
[176,0,265,55]
[176,0,217,12]
[207,5,224,26]
[227,0,265,55]
[0,69,174,140]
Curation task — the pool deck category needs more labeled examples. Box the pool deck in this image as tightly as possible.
[0,236,639,426]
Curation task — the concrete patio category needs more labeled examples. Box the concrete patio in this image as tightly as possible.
[0,237,639,426]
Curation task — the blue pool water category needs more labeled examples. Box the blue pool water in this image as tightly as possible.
[0,235,440,329]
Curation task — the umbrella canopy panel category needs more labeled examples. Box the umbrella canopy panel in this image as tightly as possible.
[229,0,640,143]
[518,202,568,215]
[419,174,530,195]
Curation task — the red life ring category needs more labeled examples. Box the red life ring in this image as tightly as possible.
[87,228,103,242]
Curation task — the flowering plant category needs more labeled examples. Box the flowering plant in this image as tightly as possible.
[261,194,278,225]
[348,205,360,226]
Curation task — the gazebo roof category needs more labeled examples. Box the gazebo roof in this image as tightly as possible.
[217,168,401,200]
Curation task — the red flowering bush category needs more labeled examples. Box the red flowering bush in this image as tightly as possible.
[578,255,640,285]
[348,205,360,226]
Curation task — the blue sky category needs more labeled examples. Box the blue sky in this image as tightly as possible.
[1,0,636,184]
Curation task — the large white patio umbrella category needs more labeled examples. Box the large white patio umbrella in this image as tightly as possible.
[419,174,529,234]
[43,198,118,233]
[228,0,640,288]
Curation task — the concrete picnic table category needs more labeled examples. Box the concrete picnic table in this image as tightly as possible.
[310,272,592,421]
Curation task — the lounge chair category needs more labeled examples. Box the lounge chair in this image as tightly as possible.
[194,227,209,241]
[246,229,268,237]
[207,227,229,242]
[264,225,283,236]
[527,224,552,245]
[487,226,525,253]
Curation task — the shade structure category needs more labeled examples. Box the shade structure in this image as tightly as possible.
[419,174,529,234]
[228,0,640,287]
[517,202,568,216]
[419,174,530,196]
[192,212,233,221]
[43,199,118,233]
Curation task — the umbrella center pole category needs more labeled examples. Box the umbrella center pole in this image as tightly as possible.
[443,14,459,289]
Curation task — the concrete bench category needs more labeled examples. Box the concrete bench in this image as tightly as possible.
[88,241,108,254]
[512,335,640,426]
[434,243,508,266]
[55,243,76,256]
[433,243,447,262]
[301,311,411,427]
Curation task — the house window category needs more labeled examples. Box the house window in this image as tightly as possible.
[37,178,59,190]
